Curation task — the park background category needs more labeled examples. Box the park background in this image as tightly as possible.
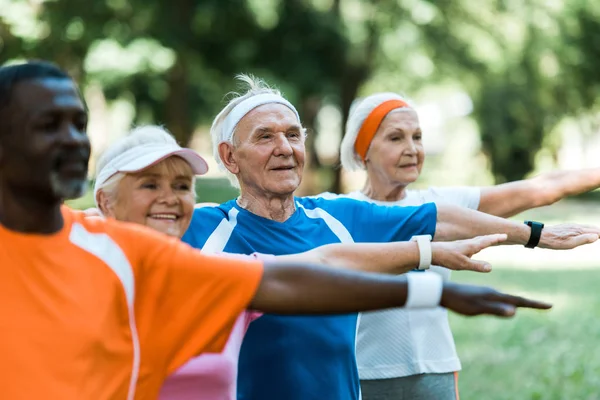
[2,0,600,398]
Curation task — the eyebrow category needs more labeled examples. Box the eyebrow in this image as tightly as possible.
[254,124,303,134]
[136,173,161,179]
[254,127,274,134]
[137,173,192,180]
[32,107,87,119]
[386,128,422,134]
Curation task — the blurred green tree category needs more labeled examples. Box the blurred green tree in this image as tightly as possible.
[2,0,600,188]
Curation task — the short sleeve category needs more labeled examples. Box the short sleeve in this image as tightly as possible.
[426,186,481,210]
[217,252,272,321]
[346,200,438,243]
[128,230,264,375]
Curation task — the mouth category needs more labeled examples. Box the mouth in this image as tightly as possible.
[147,213,181,222]
[398,163,418,169]
[54,154,89,176]
[58,161,87,173]
[271,166,295,171]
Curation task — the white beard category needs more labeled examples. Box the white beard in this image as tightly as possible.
[50,171,88,200]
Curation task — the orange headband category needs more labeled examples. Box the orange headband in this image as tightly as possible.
[354,99,410,161]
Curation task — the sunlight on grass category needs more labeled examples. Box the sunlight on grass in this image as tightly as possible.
[451,269,600,399]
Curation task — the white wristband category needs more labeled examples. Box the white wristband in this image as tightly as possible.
[411,234,432,270]
[405,272,444,309]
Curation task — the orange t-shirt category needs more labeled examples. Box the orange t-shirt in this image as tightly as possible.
[0,207,264,400]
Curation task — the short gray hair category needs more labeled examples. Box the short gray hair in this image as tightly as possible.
[95,125,196,207]
[340,92,415,171]
[210,74,306,188]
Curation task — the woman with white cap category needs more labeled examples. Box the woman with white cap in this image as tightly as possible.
[336,92,600,400]
[93,125,547,400]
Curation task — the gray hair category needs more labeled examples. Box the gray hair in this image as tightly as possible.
[340,92,415,171]
[95,125,196,208]
[210,74,306,188]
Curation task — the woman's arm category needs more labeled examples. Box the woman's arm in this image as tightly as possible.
[478,168,600,218]
[278,234,507,274]
[434,203,600,249]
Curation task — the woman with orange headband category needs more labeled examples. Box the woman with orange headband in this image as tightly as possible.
[335,92,600,400]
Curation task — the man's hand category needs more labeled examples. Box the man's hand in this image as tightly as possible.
[431,234,507,273]
[538,224,600,249]
[441,282,552,317]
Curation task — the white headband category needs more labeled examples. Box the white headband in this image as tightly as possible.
[220,93,301,143]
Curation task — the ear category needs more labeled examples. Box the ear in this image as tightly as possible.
[96,190,115,218]
[218,142,240,175]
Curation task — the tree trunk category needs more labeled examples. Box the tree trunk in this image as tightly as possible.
[329,65,369,193]
[300,95,323,167]
[329,1,379,193]
[163,0,196,146]
[165,57,194,146]
[298,95,323,195]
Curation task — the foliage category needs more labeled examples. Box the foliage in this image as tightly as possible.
[2,0,600,188]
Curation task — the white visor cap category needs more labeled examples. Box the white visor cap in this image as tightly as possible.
[93,142,209,202]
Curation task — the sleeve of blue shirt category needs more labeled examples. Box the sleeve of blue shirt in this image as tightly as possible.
[181,206,229,248]
[317,197,437,243]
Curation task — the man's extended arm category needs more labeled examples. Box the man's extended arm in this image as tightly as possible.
[249,261,551,317]
[279,234,507,274]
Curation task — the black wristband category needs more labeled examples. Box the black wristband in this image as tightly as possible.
[524,220,544,248]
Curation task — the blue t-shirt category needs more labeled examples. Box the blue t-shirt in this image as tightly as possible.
[182,196,437,400]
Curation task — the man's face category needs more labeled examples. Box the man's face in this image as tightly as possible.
[229,103,306,197]
[0,78,90,201]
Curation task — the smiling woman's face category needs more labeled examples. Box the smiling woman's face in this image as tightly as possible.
[103,156,196,238]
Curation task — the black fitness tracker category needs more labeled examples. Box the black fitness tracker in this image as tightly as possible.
[524,220,544,248]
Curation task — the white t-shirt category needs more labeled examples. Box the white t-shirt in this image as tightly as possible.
[324,187,481,380]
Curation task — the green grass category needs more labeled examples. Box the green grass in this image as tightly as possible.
[450,268,600,400]
[450,199,600,399]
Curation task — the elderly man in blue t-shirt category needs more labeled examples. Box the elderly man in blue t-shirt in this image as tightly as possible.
[182,75,598,400]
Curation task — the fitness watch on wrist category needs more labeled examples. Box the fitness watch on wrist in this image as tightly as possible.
[524,220,544,249]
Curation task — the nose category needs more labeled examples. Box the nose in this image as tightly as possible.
[404,138,417,155]
[273,133,293,157]
[62,122,90,149]
[158,186,179,206]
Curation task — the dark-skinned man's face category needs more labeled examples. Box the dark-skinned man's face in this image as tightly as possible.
[0,78,90,201]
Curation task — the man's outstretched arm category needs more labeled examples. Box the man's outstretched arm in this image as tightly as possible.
[278,234,507,274]
[249,261,551,317]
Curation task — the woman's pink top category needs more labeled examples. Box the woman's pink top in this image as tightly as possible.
[159,252,270,400]
[159,311,260,400]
